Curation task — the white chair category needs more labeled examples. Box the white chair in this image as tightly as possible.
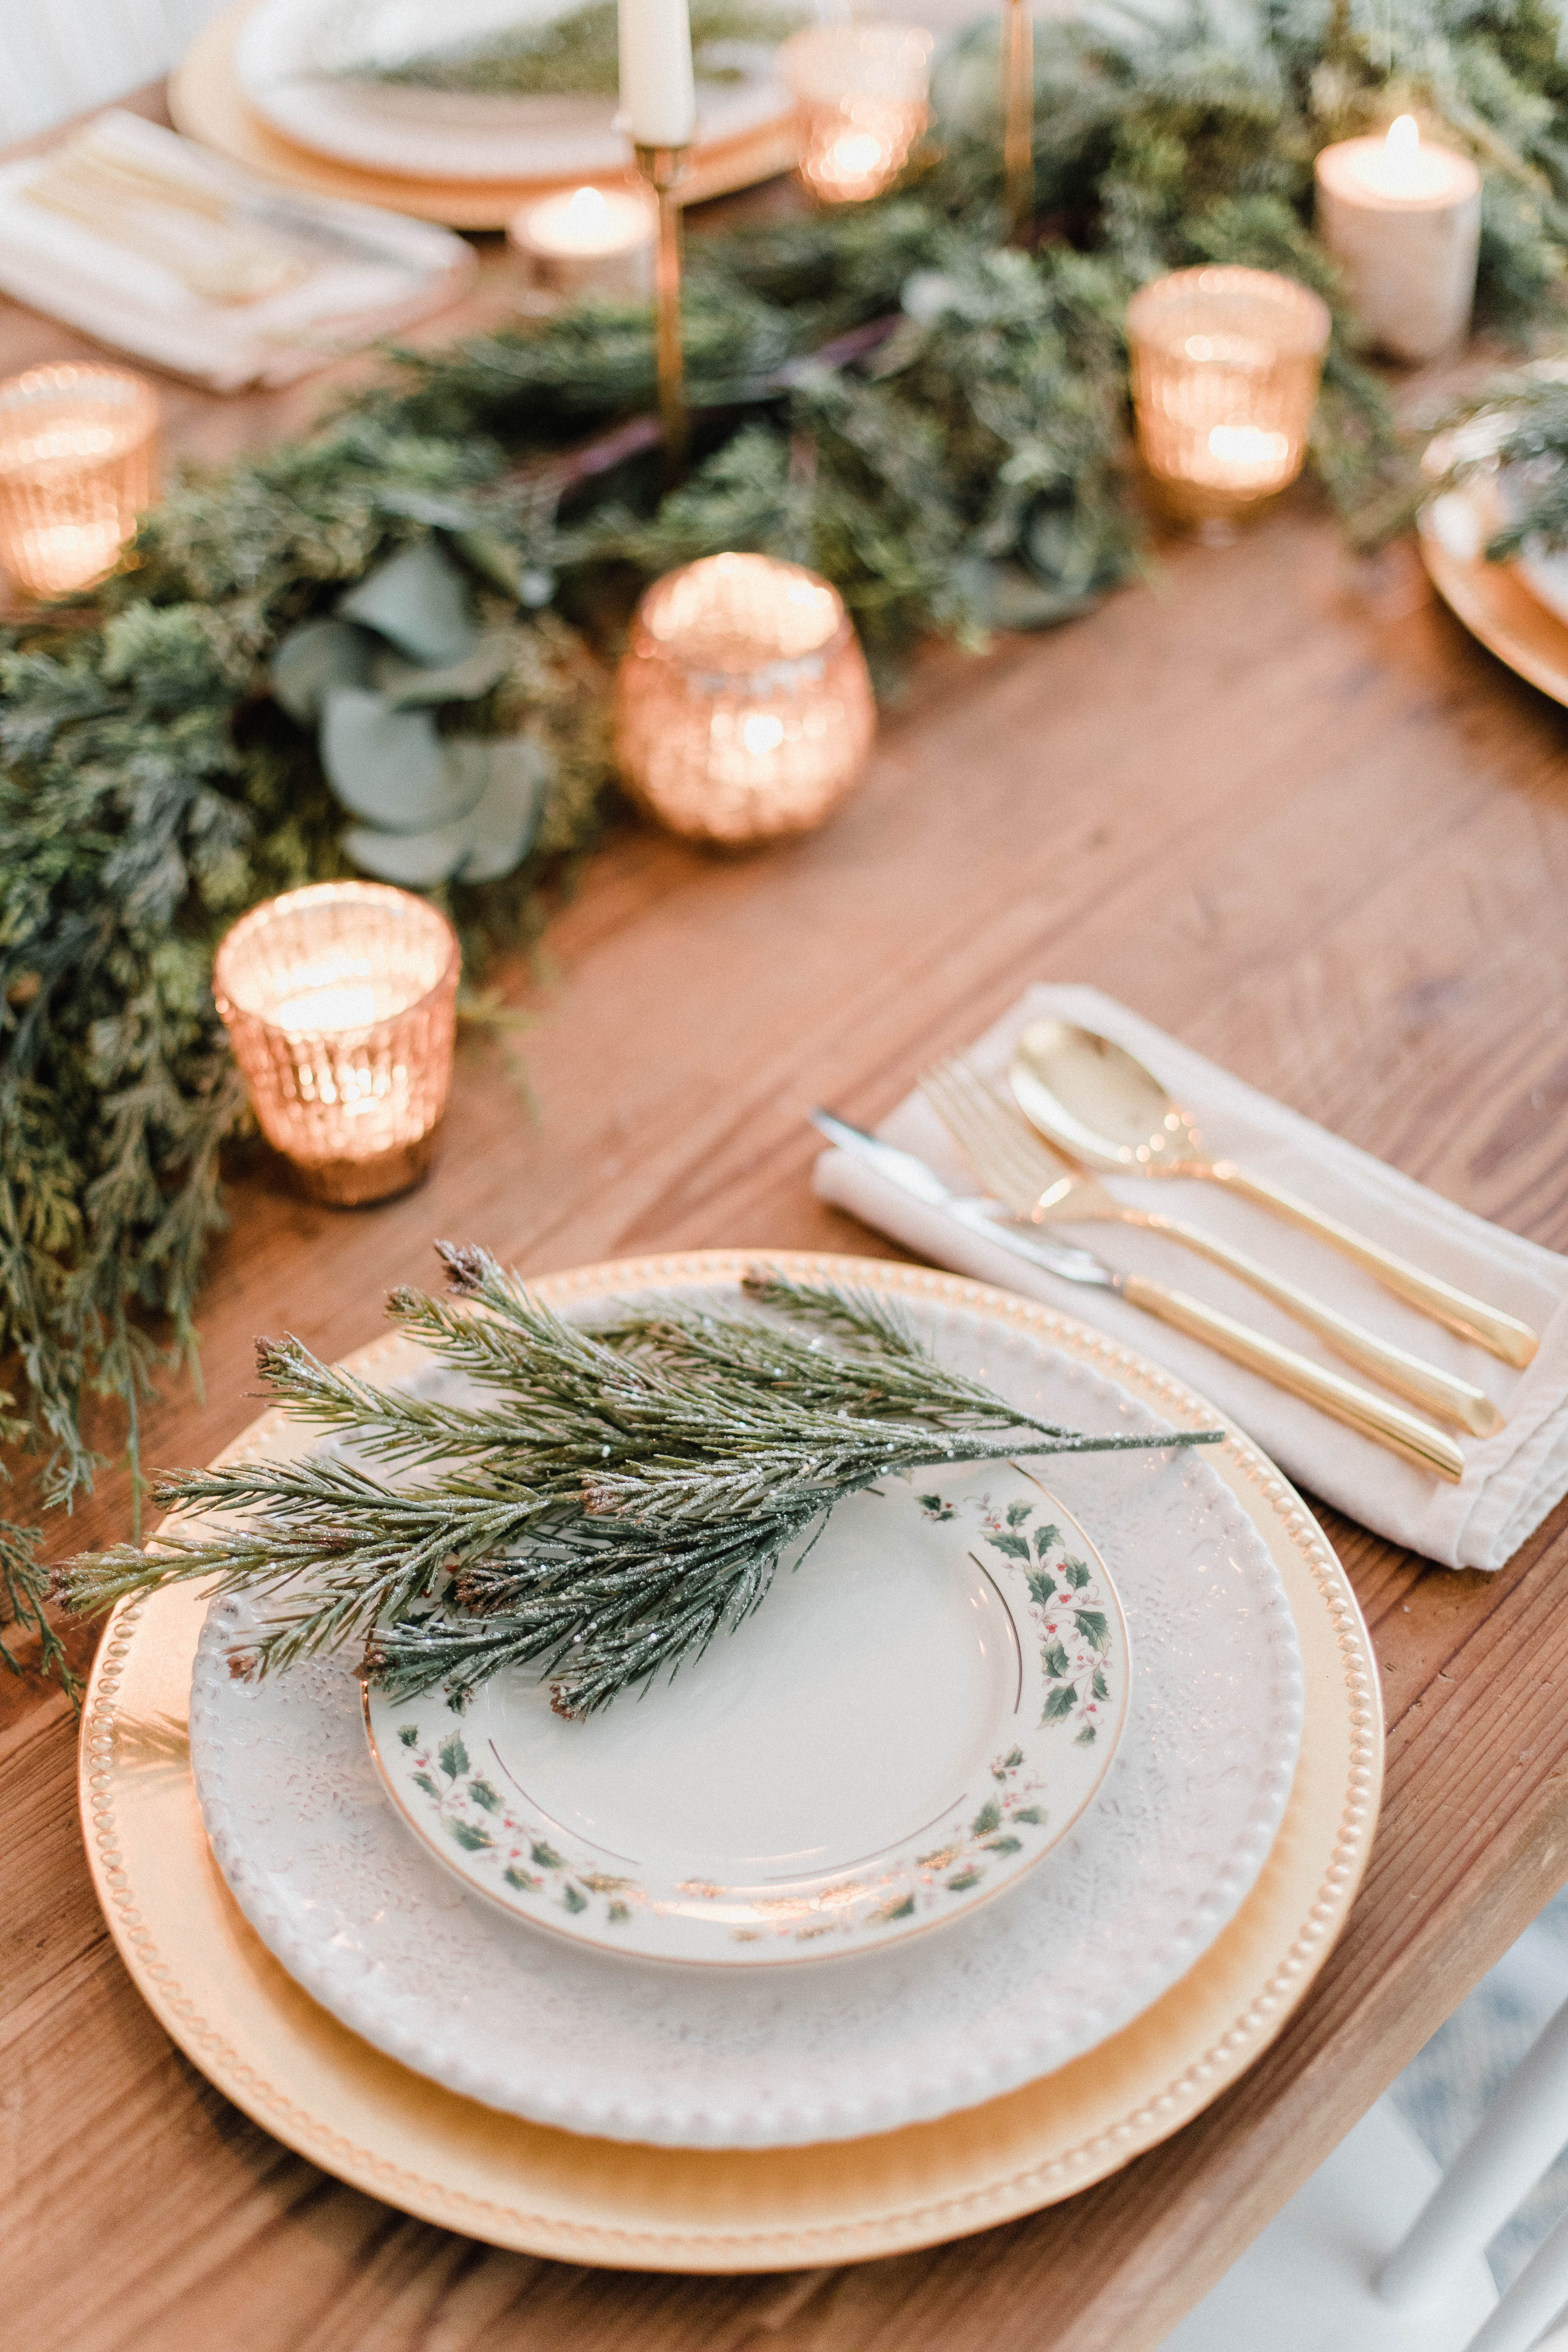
[1158,1992,1568,2352]
[0,0,227,144]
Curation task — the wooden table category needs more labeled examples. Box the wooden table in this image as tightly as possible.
[6,94,1568,2352]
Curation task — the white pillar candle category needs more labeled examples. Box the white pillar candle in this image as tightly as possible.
[508,184,656,302]
[1314,115,1481,364]
[618,0,696,149]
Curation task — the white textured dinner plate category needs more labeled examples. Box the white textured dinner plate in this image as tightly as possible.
[237,0,812,183]
[187,1270,1304,2149]
[364,1462,1129,1966]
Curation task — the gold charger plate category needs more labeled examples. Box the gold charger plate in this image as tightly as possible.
[1418,473,1568,708]
[169,2,801,229]
[79,1251,1381,2273]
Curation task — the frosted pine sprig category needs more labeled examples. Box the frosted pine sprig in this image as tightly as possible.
[62,1251,1221,1715]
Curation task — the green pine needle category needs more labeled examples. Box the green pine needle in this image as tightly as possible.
[62,1256,1222,1716]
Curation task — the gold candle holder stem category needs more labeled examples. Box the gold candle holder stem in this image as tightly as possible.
[635,143,690,488]
[1003,0,1034,245]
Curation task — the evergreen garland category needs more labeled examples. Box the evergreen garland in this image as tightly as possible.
[7,0,1568,1687]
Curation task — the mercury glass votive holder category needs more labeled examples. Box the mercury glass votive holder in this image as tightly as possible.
[1126,267,1332,530]
[780,25,934,204]
[614,552,877,847]
[212,883,461,1208]
[0,363,159,598]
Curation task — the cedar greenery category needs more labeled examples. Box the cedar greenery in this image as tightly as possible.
[8,0,1568,1684]
[61,1258,1222,1716]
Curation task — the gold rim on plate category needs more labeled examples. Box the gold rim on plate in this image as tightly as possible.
[1417,468,1568,709]
[78,1251,1382,2274]
[169,0,803,229]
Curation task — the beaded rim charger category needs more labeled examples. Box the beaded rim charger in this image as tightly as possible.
[78,1252,1381,2268]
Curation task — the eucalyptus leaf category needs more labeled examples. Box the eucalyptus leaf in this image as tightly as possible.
[340,735,548,884]
[341,817,471,886]
[337,539,476,665]
[269,618,376,724]
[449,736,549,881]
[321,688,489,832]
[372,629,517,708]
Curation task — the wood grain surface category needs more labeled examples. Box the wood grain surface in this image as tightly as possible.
[5,90,1568,2352]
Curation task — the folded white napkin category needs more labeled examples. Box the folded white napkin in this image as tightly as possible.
[0,112,474,392]
[814,983,1568,1571]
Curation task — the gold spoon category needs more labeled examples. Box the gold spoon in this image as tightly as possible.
[1009,1020,1539,1371]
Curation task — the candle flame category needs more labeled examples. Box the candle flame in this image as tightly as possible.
[1206,425,1290,478]
[566,184,609,229]
[1385,114,1420,168]
[742,712,786,755]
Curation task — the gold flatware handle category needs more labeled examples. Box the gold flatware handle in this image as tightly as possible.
[1120,1273,1466,1482]
[1147,1213,1504,1439]
[1212,1164,1538,1371]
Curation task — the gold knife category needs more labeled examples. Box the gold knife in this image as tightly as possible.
[811,1111,1466,1482]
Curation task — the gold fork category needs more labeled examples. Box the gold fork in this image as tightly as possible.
[921,1057,1503,1440]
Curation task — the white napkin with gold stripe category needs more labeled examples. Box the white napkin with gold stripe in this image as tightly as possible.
[814,983,1568,1570]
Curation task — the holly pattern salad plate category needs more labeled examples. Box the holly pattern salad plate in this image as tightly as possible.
[362,1462,1131,1967]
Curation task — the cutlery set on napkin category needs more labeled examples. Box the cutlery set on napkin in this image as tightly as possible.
[816,983,1568,1571]
[0,110,472,389]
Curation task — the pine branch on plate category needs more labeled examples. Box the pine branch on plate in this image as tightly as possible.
[60,1253,1221,1716]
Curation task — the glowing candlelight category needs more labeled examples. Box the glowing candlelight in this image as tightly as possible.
[1314,117,1480,362]
[614,552,876,845]
[1126,266,1331,528]
[780,26,933,205]
[212,882,460,1207]
[0,363,157,599]
[508,183,655,302]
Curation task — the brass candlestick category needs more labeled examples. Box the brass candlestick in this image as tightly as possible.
[634,142,690,486]
[1002,0,1034,245]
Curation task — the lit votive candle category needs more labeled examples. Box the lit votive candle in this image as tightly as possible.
[212,882,460,1207]
[507,184,656,303]
[0,362,158,599]
[1315,115,1481,364]
[1126,266,1332,530]
[614,552,876,846]
[779,26,933,205]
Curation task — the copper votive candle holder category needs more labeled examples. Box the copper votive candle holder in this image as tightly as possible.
[212,883,460,1208]
[614,552,877,847]
[1126,266,1331,531]
[780,25,933,204]
[0,362,158,598]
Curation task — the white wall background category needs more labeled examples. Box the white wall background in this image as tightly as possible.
[0,0,230,143]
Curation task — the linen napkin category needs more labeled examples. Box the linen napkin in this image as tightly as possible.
[814,983,1568,1570]
[0,112,474,392]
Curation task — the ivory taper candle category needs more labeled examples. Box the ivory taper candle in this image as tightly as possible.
[1315,115,1480,364]
[618,0,697,148]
